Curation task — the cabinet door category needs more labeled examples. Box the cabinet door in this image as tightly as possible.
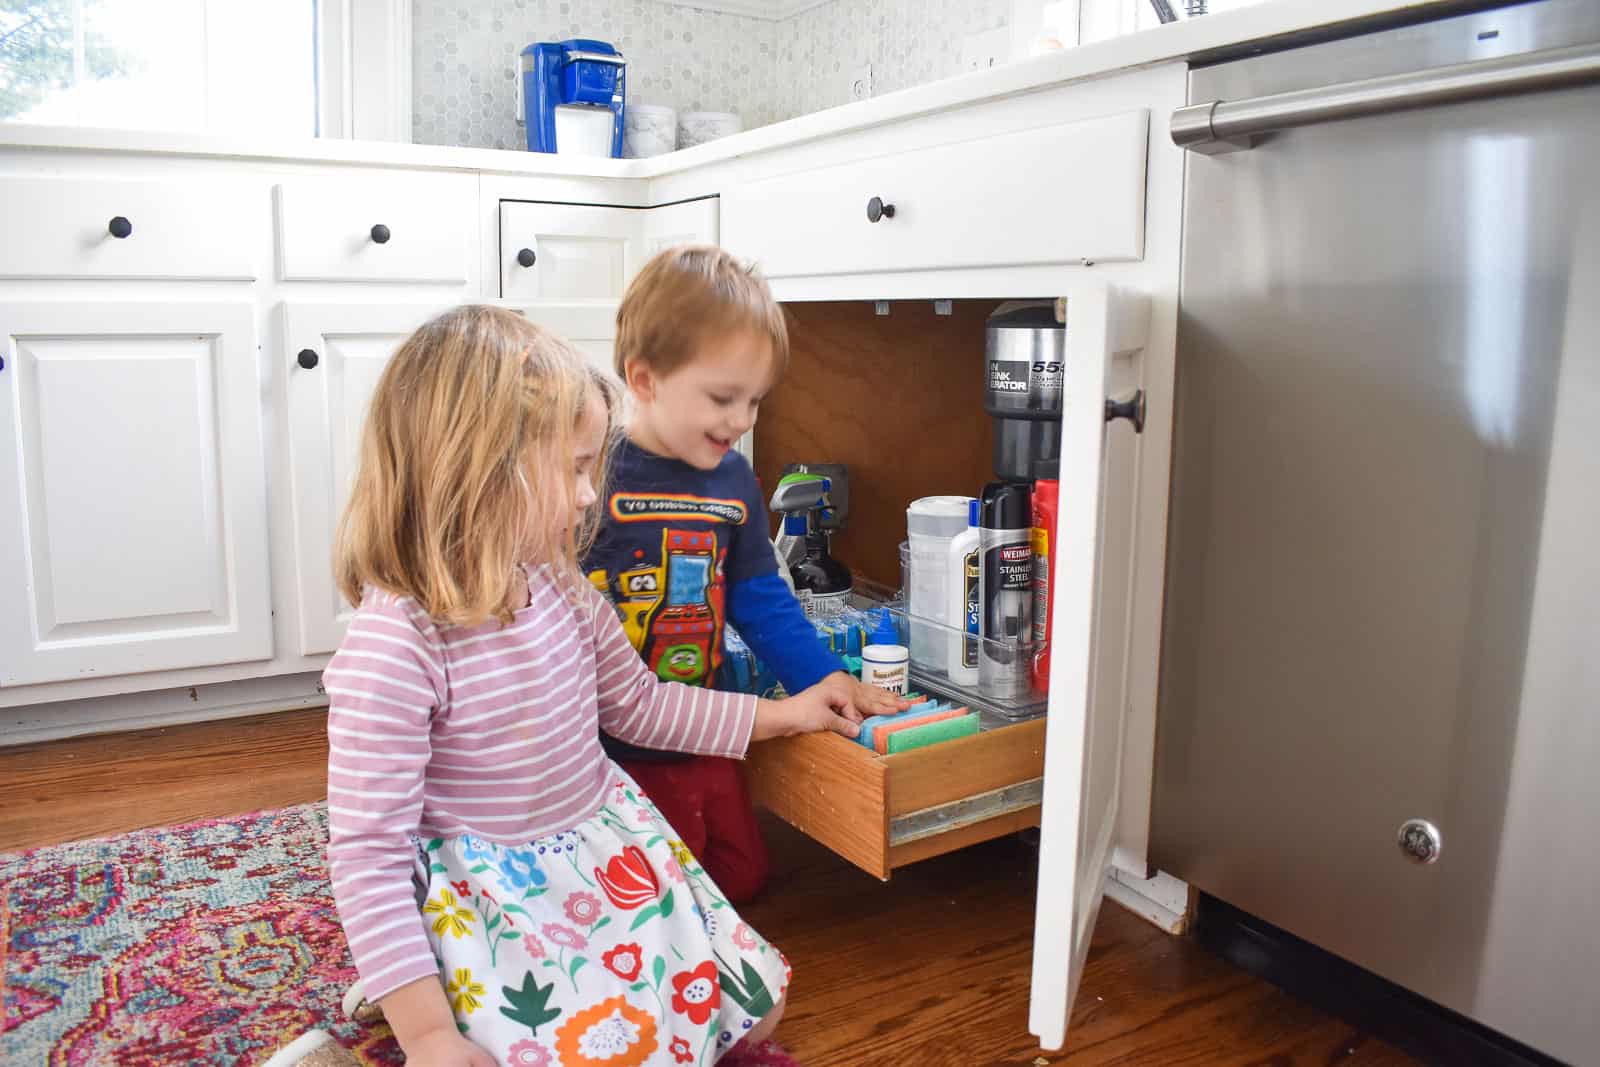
[641,197,719,257]
[1029,281,1151,1049]
[500,300,620,377]
[499,199,721,301]
[500,203,644,301]
[0,301,272,685]
[283,303,446,655]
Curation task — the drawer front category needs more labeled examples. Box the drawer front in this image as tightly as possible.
[275,176,473,283]
[745,718,1046,879]
[0,177,257,280]
[500,202,644,300]
[723,111,1148,279]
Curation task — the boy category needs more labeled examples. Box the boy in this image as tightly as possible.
[584,245,907,903]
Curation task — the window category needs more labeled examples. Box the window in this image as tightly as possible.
[1,0,317,137]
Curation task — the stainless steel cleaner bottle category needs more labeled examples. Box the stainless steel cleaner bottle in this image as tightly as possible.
[945,498,982,686]
[978,481,1034,700]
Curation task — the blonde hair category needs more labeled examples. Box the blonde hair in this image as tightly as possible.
[335,304,620,627]
[615,245,789,380]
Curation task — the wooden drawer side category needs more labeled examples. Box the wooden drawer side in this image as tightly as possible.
[745,731,890,879]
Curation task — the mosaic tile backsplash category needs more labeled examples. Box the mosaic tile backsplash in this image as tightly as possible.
[412,0,1010,150]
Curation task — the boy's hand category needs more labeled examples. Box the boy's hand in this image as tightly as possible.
[813,670,912,721]
[752,682,862,742]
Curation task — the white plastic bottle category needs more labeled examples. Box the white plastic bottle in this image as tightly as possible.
[945,498,982,686]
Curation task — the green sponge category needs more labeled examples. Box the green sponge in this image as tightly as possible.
[884,712,980,754]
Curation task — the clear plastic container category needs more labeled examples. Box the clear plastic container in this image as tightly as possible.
[852,581,1046,722]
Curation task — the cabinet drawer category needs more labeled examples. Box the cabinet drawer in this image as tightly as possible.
[0,177,257,280]
[275,176,473,283]
[722,111,1148,279]
[745,718,1045,880]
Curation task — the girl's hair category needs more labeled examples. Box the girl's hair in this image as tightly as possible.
[335,304,620,627]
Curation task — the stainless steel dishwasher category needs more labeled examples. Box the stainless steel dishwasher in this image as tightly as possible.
[1153,2,1600,1062]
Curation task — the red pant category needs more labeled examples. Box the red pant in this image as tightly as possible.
[618,754,769,904]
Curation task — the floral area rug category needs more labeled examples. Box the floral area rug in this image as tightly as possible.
[0,803,401,1066]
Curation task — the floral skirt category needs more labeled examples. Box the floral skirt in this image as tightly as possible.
[415,771,790,1067]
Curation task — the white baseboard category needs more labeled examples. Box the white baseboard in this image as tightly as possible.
[1105,865,1192,935]
[0,672,329,747]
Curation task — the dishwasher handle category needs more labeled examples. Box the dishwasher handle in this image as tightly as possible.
[1171,41,1600,153]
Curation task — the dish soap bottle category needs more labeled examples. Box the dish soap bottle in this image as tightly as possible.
[860,608,909,695]
[791,506,853,620]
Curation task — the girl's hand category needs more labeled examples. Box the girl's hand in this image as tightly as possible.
[402,1026,498,1067]
[811,671,911,721]
[752,682,862,741]
[379,978,495,1067]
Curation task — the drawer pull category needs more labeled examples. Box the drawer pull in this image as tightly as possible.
[866,196,896,223]
[516,247,537,268]
[108,216,133,239]
[369,224,392,244]
[297,348,320,370]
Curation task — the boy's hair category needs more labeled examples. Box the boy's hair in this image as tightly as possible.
[335,304,620,627]
[615,245,789,380]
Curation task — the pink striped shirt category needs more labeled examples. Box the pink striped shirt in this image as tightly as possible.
[324,566,758,1002]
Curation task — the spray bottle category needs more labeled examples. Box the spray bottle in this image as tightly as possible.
[769,473,853,619]
[769,472,831,573]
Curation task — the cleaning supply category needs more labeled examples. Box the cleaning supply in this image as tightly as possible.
[978,481,1034,701]
[945,498,982,687]
[859,608,909,695]
[884,712,980,754]
[853,699,956,750]
[906,495,975,673]
[871,705,969,754]
[769,472,830,572]
[1030,478,1059,694]
[770,475,853,620]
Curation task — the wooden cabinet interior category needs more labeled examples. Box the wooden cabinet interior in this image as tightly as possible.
[754,299,1019,585]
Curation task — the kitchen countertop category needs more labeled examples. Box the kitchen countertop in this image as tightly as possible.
[0,0,1478,177]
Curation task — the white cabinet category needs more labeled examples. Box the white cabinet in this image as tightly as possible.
[1027,281,1152,1049]
[0,301,273,685]
[502,300,620,377]
[641,197,720,258]
[499,197,718,300]
[281,302,449,655]
[0,177,258,281]
[722,112,1149,280]
[274,176,474,284]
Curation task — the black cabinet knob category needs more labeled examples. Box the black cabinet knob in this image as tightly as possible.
[866,196,895,223]
[108,216,133,239]
[1104,390,1146,433]
[297,348,320,370]
[516,247,537,268]
[370,224,391,244]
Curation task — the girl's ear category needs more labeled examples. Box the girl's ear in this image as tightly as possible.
[622,359,656,405]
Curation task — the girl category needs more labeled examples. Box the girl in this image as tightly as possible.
[274,306,859,1067]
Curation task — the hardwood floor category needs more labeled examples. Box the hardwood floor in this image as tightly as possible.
[0,710,1414,1065]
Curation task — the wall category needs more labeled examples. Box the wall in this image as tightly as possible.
[412,0,780,150]
[776,0,1008,121]
[411,0,1010,150]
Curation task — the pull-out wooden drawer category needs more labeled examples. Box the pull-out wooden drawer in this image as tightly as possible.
[274,175,473,283]
[0,177,257,280]
[722,111,1148,280]
[745,717,1045,880]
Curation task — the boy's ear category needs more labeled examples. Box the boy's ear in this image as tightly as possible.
[622,359,656,404]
